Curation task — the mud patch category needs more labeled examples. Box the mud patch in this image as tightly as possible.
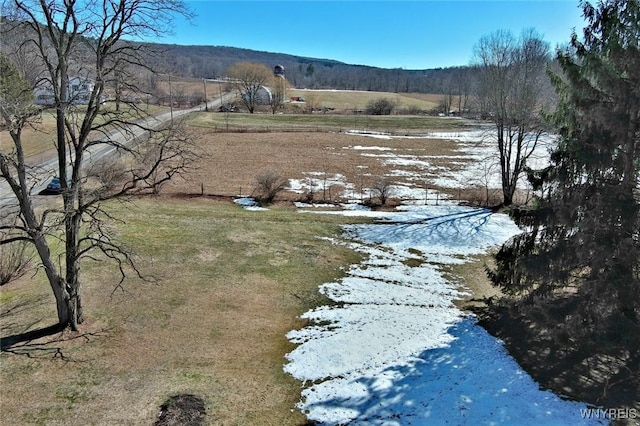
[155,394,206,426]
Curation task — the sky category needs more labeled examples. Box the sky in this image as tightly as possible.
[152,0,588,70]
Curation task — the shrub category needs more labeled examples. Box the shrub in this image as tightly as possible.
[0,241,32,286]
[369,177,395,205]
[254,170,288,204]
[365,98,395,115]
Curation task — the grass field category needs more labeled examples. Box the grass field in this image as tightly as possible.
[1,101,479,425]
[0,199,364,425]
[187,111,467,135]
[285,88,442,112]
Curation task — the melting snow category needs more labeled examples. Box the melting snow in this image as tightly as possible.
[284,205,605,425]
[228,128,602,425]
[233,197,268,211]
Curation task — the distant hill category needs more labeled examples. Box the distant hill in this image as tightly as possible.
[0,16,474,95]
[147,43,475,94]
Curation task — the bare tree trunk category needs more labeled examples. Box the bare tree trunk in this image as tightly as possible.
[1,0,193,338]
[31,225,72,327]
[64,210,83,329]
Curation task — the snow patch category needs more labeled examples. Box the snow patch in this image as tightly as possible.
[284,204,604,425]
[233,197,268,211]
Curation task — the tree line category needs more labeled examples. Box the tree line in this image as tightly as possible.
[143,42,478,94]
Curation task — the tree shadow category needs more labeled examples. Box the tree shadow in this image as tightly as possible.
[473,300,640,414]
[1,322,66,352]
[302,317,606,425]
[1,297,67,352]
[1,324,112,361]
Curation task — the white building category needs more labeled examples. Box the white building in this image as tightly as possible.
[34,76,97,105]
[242,85,273,105]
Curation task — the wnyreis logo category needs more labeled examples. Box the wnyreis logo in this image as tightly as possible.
[580,407,638,420]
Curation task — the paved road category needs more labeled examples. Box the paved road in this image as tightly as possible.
[0,95,234,209]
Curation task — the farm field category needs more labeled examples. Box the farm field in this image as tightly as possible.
[2,107,615,425]
[173,120,473,201]
[187,111,467,135]
[154,78,444,113]
[1,89,452,163]
[0,114,482,425]
[285,88,443,112]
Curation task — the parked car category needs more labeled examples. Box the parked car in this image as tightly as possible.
[44,176,68,194]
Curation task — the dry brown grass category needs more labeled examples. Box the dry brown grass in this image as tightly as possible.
[1,121,483,425]
[0,198,363,425]
[1,105,170,161]
[0,111,57,160]
[167,129,468,202]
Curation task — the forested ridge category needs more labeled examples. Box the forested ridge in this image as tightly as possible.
[144,42,475,93]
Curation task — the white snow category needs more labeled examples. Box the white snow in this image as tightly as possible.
[346,145,394,151]
[425,129,556,190]
[284,204,606,425]
[288,172,350,195]
[233,197,268,211]
[344,128,556,193]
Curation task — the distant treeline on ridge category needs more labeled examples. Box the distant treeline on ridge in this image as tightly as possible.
[150,43,476,94]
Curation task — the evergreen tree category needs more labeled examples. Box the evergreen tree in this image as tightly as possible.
[0,52,36,129]
[489,0,639,348]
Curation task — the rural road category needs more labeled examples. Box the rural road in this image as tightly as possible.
[0,94,234,210]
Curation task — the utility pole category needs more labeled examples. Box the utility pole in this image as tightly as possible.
[169,74,174,123]
[203,78,208,111]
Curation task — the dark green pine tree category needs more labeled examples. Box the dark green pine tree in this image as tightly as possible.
[489,0,639,348]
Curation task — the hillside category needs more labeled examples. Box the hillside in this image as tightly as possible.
[148,43,474,94]
[0,18,475,95]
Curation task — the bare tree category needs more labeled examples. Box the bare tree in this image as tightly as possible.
[471,155,501,206]
[0,25,43,91]
[440,76,455,116]
[0,0,193,335]
[453,67,471,115]
[227,62,273,113]
[370,177,394,206]
[472,28,551,206]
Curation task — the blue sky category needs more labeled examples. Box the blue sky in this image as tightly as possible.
[154,1,587,70]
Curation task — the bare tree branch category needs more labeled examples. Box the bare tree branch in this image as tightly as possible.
[0,0,192,336]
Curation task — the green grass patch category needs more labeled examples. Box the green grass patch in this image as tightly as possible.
[286,89,441,111]
[187,111,470,135]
